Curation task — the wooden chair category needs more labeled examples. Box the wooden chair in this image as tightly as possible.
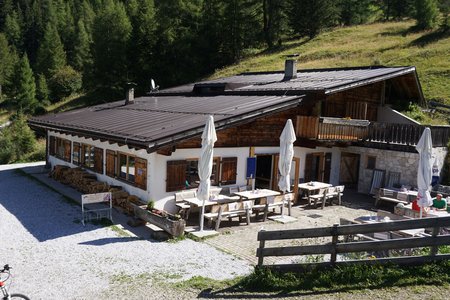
[308,188,327,208]
[386,171,401,188]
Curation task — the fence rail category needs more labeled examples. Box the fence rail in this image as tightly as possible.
[257,216,450,272]
[296,116,450,147]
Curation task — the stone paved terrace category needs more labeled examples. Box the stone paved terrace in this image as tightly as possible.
[20,163,392,266]
[200,190,386,265]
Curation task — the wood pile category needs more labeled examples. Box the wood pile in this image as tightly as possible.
[50,165,144,214]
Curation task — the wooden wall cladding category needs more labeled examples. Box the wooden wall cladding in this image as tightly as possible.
[325,82,382,121]
[175,109,303,149]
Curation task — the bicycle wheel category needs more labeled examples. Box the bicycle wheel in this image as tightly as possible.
[10,293,31,300]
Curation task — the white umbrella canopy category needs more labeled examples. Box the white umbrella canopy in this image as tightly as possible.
[278,119,296,193]
[198,115,217,231]
[416,127,433,215]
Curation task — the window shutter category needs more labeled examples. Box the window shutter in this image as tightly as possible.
[135,158,147,190]
[166,160,187,192]
[64,140,71,162]
[220,157,237,185]
[106,150,116,177]
[49,136,55,156]
[94,147,103,174]
[304,154,313,182]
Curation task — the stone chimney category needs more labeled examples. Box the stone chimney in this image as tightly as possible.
[283,54,299,81]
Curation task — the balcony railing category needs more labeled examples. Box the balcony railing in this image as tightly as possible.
[296,116,450,147]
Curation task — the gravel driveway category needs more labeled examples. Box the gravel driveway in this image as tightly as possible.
[0,163,252,299]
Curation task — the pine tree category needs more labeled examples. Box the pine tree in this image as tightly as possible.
[338,0,373,25]
[263,0,287,48]
[72,19,92,73]
[36,23,67,77]
[92,0,132,93]
[36,73,50,105]
[4,11,23,50]
[287,0,338,38]
[415,0,439,29]
[0,33,17,100]
[13,53,37,113]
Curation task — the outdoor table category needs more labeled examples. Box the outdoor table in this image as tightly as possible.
[183,195,239,225]
[234,189,281,200]
[298,182,332,202]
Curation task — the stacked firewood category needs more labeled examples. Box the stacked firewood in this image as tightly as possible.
[50,165,144,214]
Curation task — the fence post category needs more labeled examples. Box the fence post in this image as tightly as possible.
[330,223,339,264]
[430,225,440,256]
[257,230,266,267]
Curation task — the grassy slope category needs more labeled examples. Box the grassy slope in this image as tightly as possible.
[212,21,450,105]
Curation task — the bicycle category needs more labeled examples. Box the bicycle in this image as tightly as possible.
[0,265,30,300]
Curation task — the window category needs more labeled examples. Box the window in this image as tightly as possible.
[51,137,71,162]
[117,152,147,189]
[80,144,103,173]
[367,156,376,170]
[220,157,237,185]
[166,157,237,192]
[81,144,95,169]
[73,142,80,165]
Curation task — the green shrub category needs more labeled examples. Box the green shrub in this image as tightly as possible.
[49,66,82,102]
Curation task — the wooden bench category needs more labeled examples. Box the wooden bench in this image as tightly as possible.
[312,185,345,209]
[253,193,294,221]
[374,188,409,207]
[174,190,197,220]
[203,201,252,230]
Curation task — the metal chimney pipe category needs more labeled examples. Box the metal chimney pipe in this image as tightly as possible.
[125,87,134,105]
[284,54,298,81]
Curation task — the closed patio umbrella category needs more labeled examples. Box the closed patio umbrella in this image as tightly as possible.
[416,127,433,218]
[278,119,296,217]
[198,115,217,231]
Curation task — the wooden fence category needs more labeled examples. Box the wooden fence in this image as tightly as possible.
[256,216,450,272]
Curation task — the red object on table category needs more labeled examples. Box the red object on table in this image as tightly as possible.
[412,200,420,211]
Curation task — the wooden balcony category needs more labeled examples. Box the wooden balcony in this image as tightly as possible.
[296,116,450,147]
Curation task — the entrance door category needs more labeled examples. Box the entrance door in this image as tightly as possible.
[339,152,360,188]
[305,152,332,183]
[255,155,273,189]
[256,154,300,198]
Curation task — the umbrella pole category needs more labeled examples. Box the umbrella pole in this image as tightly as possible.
[199,199,205,231]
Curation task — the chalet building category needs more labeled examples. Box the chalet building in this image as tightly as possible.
[29,59,449,213]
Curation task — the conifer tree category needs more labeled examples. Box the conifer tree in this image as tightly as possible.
[415,0,439,29]
[0,33,17,100]
[72,19,92,73]
[4,11,23,50]
[13,53,37,113]
[92,0,132,93]
[36,23,67,77]
[287,0,338,38]
[36,73,50,105]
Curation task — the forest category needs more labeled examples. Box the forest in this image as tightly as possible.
[0,0,448,163]
[0,0,448,115]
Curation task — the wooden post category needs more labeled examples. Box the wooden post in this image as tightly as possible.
[430,225,440,256]
[257,230,266,267]
[330,223,339,264]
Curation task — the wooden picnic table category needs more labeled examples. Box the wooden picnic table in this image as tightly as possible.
[183,195,240,225]
[298,182,332,204]
[234,189,280,200]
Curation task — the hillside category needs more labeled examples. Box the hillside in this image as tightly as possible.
[212,21,450,117]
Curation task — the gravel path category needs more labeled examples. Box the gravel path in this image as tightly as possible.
[0,163,252,299]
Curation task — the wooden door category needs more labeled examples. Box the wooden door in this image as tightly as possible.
[339,152,360,187]
[304,153,325,182]
[323,153,332,183]
[135,158,147,190]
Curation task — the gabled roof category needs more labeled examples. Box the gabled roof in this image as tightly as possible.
[159,66,423,98]
[29,94,303,152]
[29,65,425,152]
